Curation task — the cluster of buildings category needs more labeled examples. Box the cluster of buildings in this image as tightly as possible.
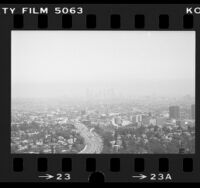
[107,104,195,128]
[101,104,195,154]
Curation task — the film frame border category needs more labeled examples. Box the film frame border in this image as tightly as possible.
[0,3,199,183]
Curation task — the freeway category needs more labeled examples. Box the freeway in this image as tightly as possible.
[74,121,103,154]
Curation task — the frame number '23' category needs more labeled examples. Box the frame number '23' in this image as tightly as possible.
[56,173,71,181]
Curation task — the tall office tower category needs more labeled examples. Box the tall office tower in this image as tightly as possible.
[191,104,195,120]
[136,114,142,122]
[169,106,180,119]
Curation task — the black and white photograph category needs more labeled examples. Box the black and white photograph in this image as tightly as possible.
[11,31,195,154]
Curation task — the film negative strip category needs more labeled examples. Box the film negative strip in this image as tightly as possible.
[0,1,199,183]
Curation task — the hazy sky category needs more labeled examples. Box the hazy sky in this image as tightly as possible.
[12,31,195,99]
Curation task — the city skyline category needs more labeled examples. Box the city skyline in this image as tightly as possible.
[11,98,195,154]
[12,31,195,99]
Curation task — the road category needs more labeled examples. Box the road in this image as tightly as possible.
[74,121,103,153]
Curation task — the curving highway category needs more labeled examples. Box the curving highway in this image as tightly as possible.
[74,121,103,154]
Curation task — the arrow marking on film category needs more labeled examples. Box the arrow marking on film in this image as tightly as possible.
[132,174,147,180]
[38,174,54,180]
